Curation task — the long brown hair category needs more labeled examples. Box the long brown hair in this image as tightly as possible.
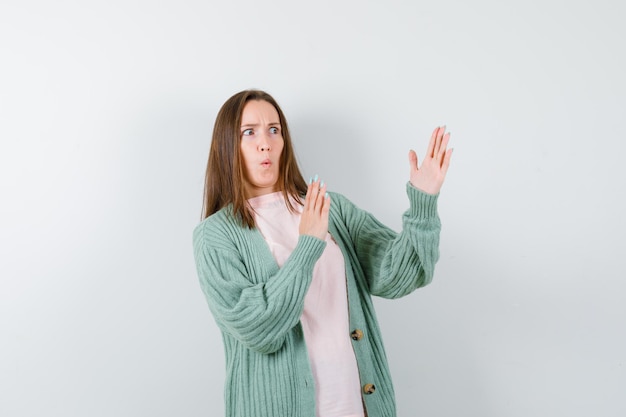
[201,90,307,227]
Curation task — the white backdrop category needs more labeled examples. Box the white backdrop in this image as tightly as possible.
[1,0,625,416]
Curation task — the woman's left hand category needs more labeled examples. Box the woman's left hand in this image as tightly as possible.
[408,126,453,194]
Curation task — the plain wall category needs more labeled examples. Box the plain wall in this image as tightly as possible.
[1,0,624,416]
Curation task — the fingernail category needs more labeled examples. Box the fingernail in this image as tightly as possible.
[320,180,325,188]
[308,177,313,185]
[313,174,319,182]
[325,192,329,199]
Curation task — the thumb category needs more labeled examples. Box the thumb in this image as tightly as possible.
[408,150,419,172]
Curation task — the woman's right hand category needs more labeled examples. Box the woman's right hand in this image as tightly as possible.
[299,176,331,240]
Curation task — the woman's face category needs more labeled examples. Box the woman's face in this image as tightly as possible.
[239,100,285,198]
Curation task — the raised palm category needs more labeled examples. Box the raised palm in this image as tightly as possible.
[409,126,453,194]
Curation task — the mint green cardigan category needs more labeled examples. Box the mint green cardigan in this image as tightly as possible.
[193,184,441,417]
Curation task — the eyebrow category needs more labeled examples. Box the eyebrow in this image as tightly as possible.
[240,122,281,128]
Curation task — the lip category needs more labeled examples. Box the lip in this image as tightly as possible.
[260,159,272,167]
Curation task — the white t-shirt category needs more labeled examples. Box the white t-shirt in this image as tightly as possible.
[249,192,365,417]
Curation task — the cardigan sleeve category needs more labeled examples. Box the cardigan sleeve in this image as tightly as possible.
[333,183,441,299]
[193,221,327,354]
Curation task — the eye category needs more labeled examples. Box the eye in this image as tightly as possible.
[269,127,280,134]
[242,129,254,136]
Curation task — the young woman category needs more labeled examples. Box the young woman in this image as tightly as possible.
[193,89,452,417]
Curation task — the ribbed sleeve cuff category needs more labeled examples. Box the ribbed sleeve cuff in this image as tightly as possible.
[406,182,439,219]
[290,234,327,267]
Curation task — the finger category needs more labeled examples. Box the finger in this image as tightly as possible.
[441,148,453,176]
[309,180,321,210]
[321,192,331,217]
[426,126,439,158]
[437,132,451,166]
[314,182,326,212]
[304,181,314,211]
[432,127,441,157]
[408,149,418,172]
[433,125,446,157]
[305,176,321,210]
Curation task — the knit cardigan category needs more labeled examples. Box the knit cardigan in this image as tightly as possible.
[192,183,441,417]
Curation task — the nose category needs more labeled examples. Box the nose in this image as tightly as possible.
[258,133,271,152]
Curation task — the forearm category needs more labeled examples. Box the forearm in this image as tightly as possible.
[357,183,441,298]
[196,234,326,354]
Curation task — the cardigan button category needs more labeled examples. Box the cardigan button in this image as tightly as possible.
[363,383,376,395]
[350,329,364,341]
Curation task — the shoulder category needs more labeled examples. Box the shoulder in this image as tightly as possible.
[327,191,369,228]
[327,191,357,211]
[193,207,244,252]
[328,190,374,218]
